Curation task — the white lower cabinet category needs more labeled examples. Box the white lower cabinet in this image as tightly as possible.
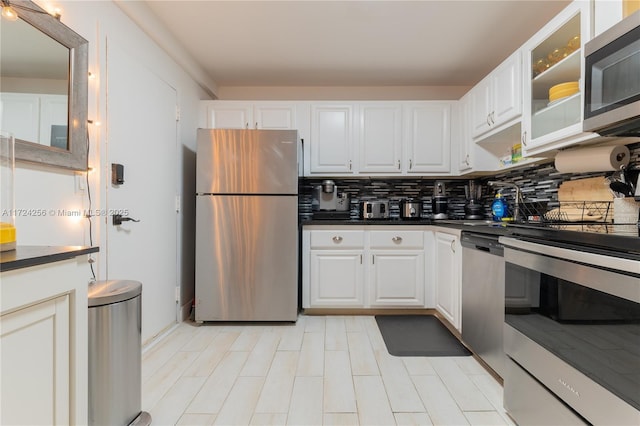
[434,230,462,331]
[309,251,364,307]
[369,251,424,306]
[1,295,70,425]
[1,256,89,425]
[303,227,430,309]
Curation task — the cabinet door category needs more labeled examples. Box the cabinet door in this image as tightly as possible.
[404,102,451,173]
[358,103,402,173]
[1,295,70,425]
[521,1,594,156]
[434,232,461,330]
[492,50,522,126]
[254,103,297,129]
[310,104,354,174]
[470,78,492,138]
[369,251,425,307]
[455,98,473,173]
[0,92,40,143]
[206,103,252,128]
[309,250,364,307]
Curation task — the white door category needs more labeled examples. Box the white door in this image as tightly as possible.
[492,51,522,126]
[359,103,402,173]
[434,232,460,329]
[404,102,451,173]
[106,40,178,343]
[206,103,252,129]
[310,104,354,174]
[470,78,492,138]
[309,250,364,307]
[369,251,424,306]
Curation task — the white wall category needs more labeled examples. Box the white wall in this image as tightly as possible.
[13,0,212,339]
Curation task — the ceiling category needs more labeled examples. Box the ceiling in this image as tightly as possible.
[143,0,571,89]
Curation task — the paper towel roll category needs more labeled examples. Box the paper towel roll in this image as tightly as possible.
[554,145,630,173]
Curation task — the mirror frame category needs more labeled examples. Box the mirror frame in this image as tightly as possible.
[10,0,88,171]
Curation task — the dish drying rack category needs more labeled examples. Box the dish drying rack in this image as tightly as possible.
[518,200,613,223]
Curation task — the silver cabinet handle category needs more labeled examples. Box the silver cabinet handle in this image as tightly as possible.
[255,122,258,129]
[521,131,527,147]
[451,239,456,253]
[245,122,249,129]
[486,114,491,126]
[409,159,413,170]
[490,111,495,124]
[372,254,375,264]
[465,154,470,166]
[349,160,352,170]
[332,236,343,243]
[392,236,403,243]
[360,254,363,264]
[397,160,401,170]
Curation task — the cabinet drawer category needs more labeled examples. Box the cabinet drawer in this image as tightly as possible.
[309,230,365,249]
[369,231,424,249]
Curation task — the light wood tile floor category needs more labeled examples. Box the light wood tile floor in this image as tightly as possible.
[142,315,514,426]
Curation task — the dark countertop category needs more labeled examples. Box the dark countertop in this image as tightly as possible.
[302,218,435,226]
[1,246,100,272]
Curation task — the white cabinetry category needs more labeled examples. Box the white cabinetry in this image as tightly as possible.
[310,103,355,174]
[403,102,451,174]
[433,230,461,331]
[521,1,596,156]
[369,230,425,307]
[204,101,298,130]
[303,227,431,309]
[358,103,403,173]
[470,50,522,140]
[1,295,70,425]
[1,255,90,425]
[307,230,364,307]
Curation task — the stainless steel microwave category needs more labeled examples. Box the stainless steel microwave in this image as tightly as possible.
[583,10,640,137]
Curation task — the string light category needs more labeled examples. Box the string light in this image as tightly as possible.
[1,2,18,21]
[0,0,61,21]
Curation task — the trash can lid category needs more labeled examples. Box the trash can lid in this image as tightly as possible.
[88,280,142,307]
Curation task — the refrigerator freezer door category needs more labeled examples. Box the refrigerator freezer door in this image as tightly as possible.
[197,129,298,194]
[195,195,298,321]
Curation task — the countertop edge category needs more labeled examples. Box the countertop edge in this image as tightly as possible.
[1,246,100,272]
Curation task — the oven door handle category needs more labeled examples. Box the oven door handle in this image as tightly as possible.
[499,236,640,275]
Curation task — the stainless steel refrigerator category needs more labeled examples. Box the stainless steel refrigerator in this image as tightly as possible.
[195,128,299,322]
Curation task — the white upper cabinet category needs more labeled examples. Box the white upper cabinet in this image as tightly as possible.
[456,95,474,173]
[204,101,297,129]
[358,103,403,173]
[403,102,451,174]
[206,102,253,129]
[310,103,355,174]
[521,1,596,156]
[470,50,522,140]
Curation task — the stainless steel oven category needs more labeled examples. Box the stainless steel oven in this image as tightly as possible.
[500,236,640,425]
[583,10,640,137]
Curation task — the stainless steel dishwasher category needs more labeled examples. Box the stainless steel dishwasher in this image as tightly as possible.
[461,231,505,378]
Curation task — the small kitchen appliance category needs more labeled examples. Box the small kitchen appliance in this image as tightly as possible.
[464,180,484,220]
[360,200,389,219]
[312,179,339,211]
[399,198,423,219]
[432,181,448,220]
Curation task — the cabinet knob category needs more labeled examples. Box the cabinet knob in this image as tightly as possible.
[392,236,403,243]
[332,236,343,243]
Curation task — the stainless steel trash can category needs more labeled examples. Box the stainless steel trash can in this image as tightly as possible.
[88,280,151,426]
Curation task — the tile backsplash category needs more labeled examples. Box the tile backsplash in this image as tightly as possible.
[300,142,640,221]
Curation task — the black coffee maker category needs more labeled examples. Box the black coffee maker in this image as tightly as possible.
[432,181,448,219]
[464,180,483,220]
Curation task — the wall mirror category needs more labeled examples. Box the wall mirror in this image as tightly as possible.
[0,0,88,171]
